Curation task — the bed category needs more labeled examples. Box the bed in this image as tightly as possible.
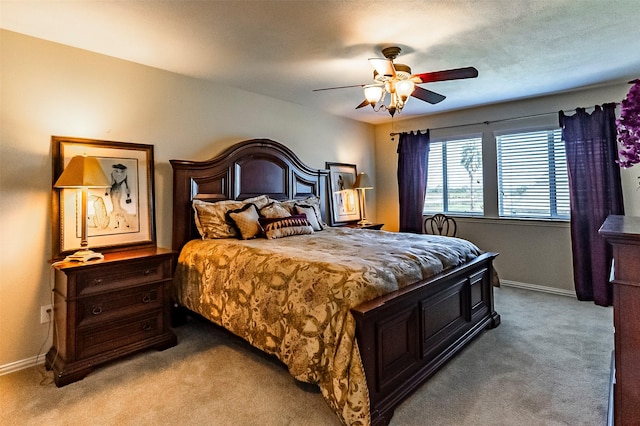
[170,138,500,425]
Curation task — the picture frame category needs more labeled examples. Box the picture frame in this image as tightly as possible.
[51,136,156,259]
[326,162,361,225]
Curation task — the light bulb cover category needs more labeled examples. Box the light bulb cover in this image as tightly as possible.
[364,85,384,105]
[396,80,415,101]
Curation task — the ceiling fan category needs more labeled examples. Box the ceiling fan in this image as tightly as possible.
[313,46,478,116]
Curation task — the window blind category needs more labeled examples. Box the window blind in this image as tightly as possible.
[425,136,483,214]
[497,129,569,219]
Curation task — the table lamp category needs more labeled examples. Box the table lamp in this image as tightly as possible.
[54,155,111,262]
[353,172,373,226]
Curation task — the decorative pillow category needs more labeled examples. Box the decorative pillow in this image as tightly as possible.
[259,214,314,239]
[242,195,270,209]
[302,196,327,226]
[277,199,297,215]
[226,203,262,240]
[192,195,270,239]
[273,196,326,226]
[193,199,245,239]
[295,204,324,231]
[260,201,292,219]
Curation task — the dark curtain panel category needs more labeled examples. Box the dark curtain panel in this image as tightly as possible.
[397,130,430,233]
[559,103,624,306]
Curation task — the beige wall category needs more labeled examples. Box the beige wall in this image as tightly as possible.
[3,28,637,369]
[0,30,374,368]
[374,83,637,292]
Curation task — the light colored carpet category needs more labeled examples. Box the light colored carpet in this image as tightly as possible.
[0,286,613,425]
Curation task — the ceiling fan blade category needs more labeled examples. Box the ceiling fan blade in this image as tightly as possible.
[313,83,365,92]
[355,99,370,109]
[411,86,446,104]
[413,67,478,84]
[369,58,396,78]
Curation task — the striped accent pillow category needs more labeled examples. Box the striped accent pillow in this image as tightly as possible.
[259,214,314,239]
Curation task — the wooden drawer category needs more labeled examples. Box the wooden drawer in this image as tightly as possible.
[77,283,163,327]
[76,310,163,359]
[76,258,168,296]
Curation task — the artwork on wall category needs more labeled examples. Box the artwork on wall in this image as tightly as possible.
[326,162,361,225]
[51,136,156,259]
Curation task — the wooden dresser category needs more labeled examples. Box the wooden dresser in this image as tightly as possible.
[599,215,640,425]
[46,247,178,386]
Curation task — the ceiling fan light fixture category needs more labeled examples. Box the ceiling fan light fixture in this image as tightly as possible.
[396,79,415,102]
[311,46,477,118]
[388,104,397,117]
[364,84,384,106]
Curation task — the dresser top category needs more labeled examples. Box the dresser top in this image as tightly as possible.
[599,215,640,243]
[51,247,175,271]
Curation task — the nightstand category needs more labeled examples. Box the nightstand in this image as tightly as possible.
[343,223,384,230]
[46,247,178,387]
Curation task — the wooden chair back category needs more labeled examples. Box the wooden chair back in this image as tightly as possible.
[424,214,457,237]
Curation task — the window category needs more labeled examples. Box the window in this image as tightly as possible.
[424,135,483,215]
[496,129,569,219]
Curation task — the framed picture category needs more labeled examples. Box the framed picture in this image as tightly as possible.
[326,162,361,225]
[51,136,156,259]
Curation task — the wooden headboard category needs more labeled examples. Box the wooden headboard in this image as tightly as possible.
[170,138,330,252]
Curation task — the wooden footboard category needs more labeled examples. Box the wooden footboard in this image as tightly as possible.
[352,252,500,425]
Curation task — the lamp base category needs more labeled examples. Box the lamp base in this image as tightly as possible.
[357,218,372,226]
[63,249,104,262]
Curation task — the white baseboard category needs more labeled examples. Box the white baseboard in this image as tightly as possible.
[0,354,45,376]
[500,279,576,298]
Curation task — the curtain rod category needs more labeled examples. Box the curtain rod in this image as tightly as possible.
[389,102,620,137]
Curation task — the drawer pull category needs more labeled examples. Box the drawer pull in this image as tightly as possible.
[143,269,151,276]
[142,294,152,303]
[93,278,103,285]
[92,306,103,315]
[142,323,152,331]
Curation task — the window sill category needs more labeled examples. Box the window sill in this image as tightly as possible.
[424,214,570,228]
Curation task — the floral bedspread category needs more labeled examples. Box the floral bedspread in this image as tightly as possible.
[173,228,483,425]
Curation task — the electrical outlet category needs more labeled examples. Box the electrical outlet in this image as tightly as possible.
[40,304,53,324]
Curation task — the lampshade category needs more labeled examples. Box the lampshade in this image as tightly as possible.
[353,172,373,189]
[395,79,415,101]
[54,155,110,188]
[363,85,384,105]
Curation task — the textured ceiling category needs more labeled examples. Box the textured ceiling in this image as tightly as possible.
[2,0,640,124]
